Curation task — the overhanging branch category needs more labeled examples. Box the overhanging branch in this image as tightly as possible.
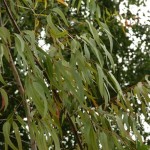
[3,1,37,150]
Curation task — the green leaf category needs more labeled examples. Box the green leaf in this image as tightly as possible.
[100,132,109,150]
[0,88,8,111]
[137,141,149,150]
[23,30,35,46]
[0,44,9,61]
[0,44,4,68]
[89,0,96,15]
[51,129,60,150]
[47,14,60,33]
[16,115,26,127]
[84,43,90,60]
[112,134,122,149]
[47,14,68,37]
[96,64,104,96]
[87,21,101,46]
[24,44,35,70]
[100,44,115,71]
[96,20,113,52]
[52,8,69,26]
[14,34,27,66]
[72,69,84,102]
[71,39,80,53]
[81,35,104,66]
[96,5,101,18]
[0,73,5,84]
[77,0,82,12]
[3,122,18,150]
[13,122,23,150]
[25,76,44,116]
[116,116,126,137]
[107,71,123,96]
[133,124,143,144]
[0,27,11,45]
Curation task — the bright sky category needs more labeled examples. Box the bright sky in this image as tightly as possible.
[119,0,150,140]
[119,0,150,25]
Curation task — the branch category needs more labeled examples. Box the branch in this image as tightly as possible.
[7,48,24,95]
[53,90,84,150]
[3,1,37,150]
[66,113,84,150]
[3,0,21,33]
[3,1,83,149]
[34,59,84,149]
[110,81,147,103]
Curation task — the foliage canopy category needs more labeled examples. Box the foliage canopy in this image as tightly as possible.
[0,0,150,150]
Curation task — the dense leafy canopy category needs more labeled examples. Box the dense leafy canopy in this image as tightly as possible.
[0,0,150,150]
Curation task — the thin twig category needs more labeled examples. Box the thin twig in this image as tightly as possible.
[66,113,84,150]
[53,90,84,150]
[3,0,21,33]
[7,48,25,95]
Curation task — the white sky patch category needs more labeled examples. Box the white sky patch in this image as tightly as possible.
[140,114,150,133]
[119,0,150,25]
[38,39,50,51]
[38,29,50,51]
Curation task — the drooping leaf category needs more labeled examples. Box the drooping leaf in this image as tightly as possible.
[52,7,69,26]
[0,27,11,45]
[0,88,8,111]
[0,73,5,85]
[12,121,23,150]
[3,122,18,150]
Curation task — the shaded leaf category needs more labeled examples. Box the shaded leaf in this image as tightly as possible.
[0,88,8,111]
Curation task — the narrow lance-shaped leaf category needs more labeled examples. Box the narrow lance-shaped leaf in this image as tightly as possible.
[14,34,27,67]
[51,128,61,150]
[33,81,48,117]
[3,122,18,150]
[107,71,123,96]
[100,44,115,71]
[0,73,5,84]
[84,43,90,60]
[0,88,8,111]
[81,35,104,66]
[47,14,61,33]
[87,21,101,46]
[133,124,143,144]
[13,121,23,150]
[96,20,113,52]
[0,44,4,68]
[100,132,109,150]
[0,27,11,45]
[52,7,69,26]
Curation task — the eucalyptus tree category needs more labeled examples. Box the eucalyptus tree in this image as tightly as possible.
[0,0,150,150]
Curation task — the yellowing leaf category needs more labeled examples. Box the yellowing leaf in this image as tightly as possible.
[56,0,68,7]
